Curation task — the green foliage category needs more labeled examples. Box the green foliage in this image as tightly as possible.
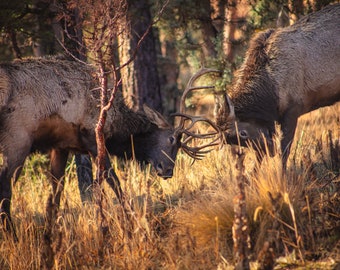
[247,0,288,29]
[22,154,49,182]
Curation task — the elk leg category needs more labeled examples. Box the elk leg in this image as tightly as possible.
[75,154,93,203]
[84,135,124,203]
[49,148,69,209]
[102,154,123,203]
[82,132,128,213]
[82,130,124,204]
[90,150,124,203]
[0,145,30,239]
[41,149,68,268]
[280,113,298,167]
[0,166,15,235]
[102,155,135,217]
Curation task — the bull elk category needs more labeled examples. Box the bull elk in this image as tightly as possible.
[75,67,224,201]
[215,4,340,165]
[0,57,214,238]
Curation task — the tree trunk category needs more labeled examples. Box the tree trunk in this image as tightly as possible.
[199,0,218,60]
[32,0,56,57]
[118,0,162,112]
[223,0,237,63]
[210,0,225,33]
[157,29,179,117]
[222,0,249,65]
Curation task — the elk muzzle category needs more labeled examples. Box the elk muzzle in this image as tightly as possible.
[155,161,174,179]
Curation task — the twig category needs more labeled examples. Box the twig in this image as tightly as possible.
[232,148,251,270]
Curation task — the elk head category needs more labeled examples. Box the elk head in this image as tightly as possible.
[141,104,182,179]
[214,91,275,155]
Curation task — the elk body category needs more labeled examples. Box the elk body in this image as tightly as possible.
[215,4,340,164]
[0,57,186,236]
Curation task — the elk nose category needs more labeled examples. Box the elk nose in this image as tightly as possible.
[156,163,173,179]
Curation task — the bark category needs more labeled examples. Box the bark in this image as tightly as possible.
[200,0,218,60]
[222,0,249,65]
[232,149,250,270]
[55,2,86,60]
[223,0,237,63]
[276,6,290,27]
[118,0,162,112]
[158,29,179,117]
[210,0,225,33]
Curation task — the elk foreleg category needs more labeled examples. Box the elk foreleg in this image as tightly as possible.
[85,137,124,204]
[0,144,30,240]
[103,155,135,219]
[83,130,127,209]
[42,148,68,269]
[75,154,93,203]
[280,111,299,168]
[49,148,69,209]
[0,166,16,237]
[103,155,123,204]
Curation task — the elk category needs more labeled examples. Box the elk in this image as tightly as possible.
[73,103,180,201]
[75,67,224,201]
[0,57,214,237]
[214,4,340,165]
[74,99,209,201]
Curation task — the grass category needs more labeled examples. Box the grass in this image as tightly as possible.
[0,103,339,269]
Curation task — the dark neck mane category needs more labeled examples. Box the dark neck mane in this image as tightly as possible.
[106,93,161,159]
[109,93,158,141]
[230,29,279,125]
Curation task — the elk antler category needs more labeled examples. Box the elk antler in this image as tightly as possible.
[174,68,224,159]
[174,113,222,159]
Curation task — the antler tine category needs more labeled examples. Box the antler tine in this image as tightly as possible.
[182,134,221,149]
[177,68,221,129]
[174,68,224,160]
[181,136,221,160]
[173,112,225,160]
[173,112,222,138]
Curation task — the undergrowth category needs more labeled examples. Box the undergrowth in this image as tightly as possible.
[0,104,339,269]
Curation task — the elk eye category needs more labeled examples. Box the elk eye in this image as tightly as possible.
[239,130,248,139]
[169,136,176,145]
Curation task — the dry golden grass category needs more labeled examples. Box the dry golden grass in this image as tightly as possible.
[0,103,339,269]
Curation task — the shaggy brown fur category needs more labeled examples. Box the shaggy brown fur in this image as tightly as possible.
[216,4,340,163]
[0,57,182,236]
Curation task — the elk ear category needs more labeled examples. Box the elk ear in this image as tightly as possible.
[143,104,171,129]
